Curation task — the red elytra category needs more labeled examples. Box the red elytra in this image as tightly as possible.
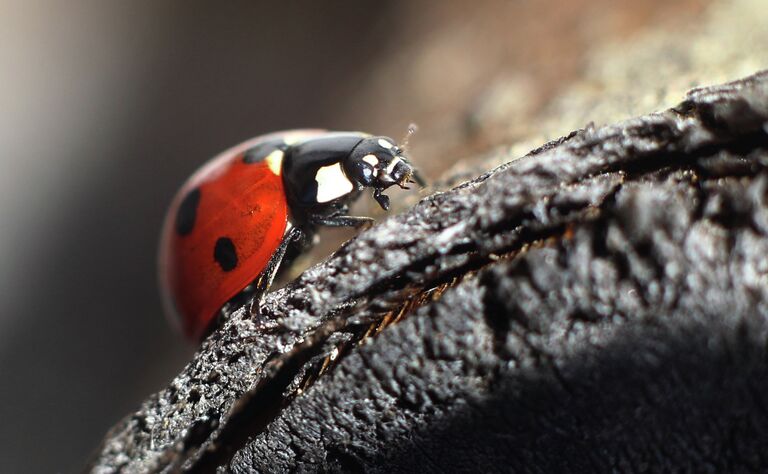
[159,130,420,340]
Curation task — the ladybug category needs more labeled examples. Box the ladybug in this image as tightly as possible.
[159,130,422,340]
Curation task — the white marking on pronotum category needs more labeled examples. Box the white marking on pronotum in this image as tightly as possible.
[265,149,284,175]
[282,134,304,146]
[315,162,354,203]
[386,156,402,174]
[378,138,394,149]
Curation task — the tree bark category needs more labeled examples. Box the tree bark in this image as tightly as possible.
[90,70,768,473]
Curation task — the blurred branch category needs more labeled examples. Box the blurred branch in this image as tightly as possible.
[90,70,768,472]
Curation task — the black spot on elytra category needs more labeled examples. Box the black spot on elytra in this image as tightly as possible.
[214,237,238,271]
[243,139,286,164]
[176,188,201,236]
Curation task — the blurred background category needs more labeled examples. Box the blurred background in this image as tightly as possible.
[3,0,765,471]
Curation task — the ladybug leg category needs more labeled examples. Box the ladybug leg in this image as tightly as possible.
[215,227,304,326]
[306,202,375,229]
[245,226,304,315]
[255,226,303,299]
[373,189,390,210]
[311,214,374,228]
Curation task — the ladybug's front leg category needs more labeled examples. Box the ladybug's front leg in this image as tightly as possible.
[306,201,374,229]
[310,214,374,228]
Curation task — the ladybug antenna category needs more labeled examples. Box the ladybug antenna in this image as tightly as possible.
[398,123,426,188]
[399,123,418,153]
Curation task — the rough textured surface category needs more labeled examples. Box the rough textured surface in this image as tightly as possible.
[91,71,768,473]
[465,0,768,172]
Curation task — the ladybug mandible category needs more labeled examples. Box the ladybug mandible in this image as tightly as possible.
[159,130,421,340]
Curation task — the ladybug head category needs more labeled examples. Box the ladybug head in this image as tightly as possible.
[344,136,417,210]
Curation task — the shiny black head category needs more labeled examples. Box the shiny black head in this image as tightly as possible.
[343,136,416,210]
[281,132,422,227]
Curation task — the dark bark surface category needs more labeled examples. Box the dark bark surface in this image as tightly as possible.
[90,71,768,473]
